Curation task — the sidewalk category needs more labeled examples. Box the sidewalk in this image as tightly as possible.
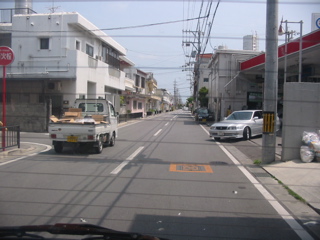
[250,136,320,213]
[249,136,320,239]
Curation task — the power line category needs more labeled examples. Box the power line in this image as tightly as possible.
[98,15,209,31]
[201,0,220,54]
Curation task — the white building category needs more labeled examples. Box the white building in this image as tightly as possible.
[121,64,147,117]
[311,13,320,32]
[243,34,259,51]
[0,11,129,131]
[196,54,212,92]
[207,49,261,121]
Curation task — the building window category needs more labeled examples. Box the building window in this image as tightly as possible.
[133,100,137,109]
[204,78,209,82]
[135,75,140,87]
[40,38,49,49]
[76,40,80,50]
[141,77,145,88]
[102,44,120,69]
[86,44,94,57]
[138,102,143,109]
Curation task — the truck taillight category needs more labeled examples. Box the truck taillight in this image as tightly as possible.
[88,135,94,140]
[51,134,57,139]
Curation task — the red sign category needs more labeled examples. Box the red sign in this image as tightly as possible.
[0,46,14,66]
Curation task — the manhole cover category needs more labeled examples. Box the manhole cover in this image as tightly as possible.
[170,164,213,173]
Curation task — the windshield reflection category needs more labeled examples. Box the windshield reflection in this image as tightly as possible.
[226,112,253,120]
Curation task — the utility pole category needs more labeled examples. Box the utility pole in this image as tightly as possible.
[262,0,278,164]
[280,20,303,83]
[182,30,202,108]
[173,80,177,109]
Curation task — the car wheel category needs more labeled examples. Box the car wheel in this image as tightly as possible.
[109,132,115,147]
[214,137,220,141]
[95,137,103,154]
[54,142,63,153]
[243,127,251,140]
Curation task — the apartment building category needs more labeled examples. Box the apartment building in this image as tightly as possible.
[1,11,128,131]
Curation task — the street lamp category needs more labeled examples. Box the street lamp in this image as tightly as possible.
[279,20,303,82]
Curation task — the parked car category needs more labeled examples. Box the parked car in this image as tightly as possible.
[209,110,280,140]
[195,108,214,122]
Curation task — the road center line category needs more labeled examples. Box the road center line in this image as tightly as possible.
[110,146,144,175]
[154,129,162,136]
[199,125,313,240]
[165,122,169,126]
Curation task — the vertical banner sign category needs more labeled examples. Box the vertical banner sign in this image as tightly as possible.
[0,46,15,150]
[263,111,275,134]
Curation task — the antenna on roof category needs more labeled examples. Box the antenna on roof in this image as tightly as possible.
[47,0,60,13]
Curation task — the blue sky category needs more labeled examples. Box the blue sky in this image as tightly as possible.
[2,0,319,102]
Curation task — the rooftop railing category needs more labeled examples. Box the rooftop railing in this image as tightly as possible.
[0,8,37,23]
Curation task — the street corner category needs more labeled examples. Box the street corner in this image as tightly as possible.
[0,142,51,163]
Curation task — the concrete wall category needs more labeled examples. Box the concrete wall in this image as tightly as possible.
[281,82,320,161]
[0,102,48,132]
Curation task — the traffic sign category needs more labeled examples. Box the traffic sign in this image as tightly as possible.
[0,46,14,151]
[0,46,14,66]
[316,18,320,29]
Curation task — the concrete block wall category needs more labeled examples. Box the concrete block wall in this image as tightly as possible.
[282,82,320,161]
[0,103,48,132]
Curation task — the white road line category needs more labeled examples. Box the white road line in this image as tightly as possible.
[154,129,162,137]
[170,115,178,121]
[165,122,169,126]
[199,125,313,240]
[110,146,144,175]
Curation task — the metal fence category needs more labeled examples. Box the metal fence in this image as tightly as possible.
[0,126,20,151]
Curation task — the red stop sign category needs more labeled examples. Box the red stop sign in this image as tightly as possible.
[0,46,14,66]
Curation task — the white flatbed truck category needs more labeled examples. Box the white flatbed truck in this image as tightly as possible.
[48,99,118,154]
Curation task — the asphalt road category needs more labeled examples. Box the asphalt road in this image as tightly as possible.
[0,110,312,239]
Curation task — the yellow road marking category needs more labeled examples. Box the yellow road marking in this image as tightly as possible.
[170,164,213,173]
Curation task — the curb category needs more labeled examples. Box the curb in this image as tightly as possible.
[0,146,35,158]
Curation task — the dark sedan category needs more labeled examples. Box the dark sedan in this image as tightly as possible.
[195,108,214,123]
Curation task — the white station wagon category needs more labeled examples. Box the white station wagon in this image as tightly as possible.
[209,110,279,141]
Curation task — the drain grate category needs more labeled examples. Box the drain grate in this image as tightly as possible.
[170,164,213,173]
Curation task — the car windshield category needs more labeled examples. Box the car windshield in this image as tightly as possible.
[226,112,253,120]
[1,1,317,240]
[198,108,208,114]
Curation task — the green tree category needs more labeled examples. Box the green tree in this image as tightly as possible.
[186,96,194,106]
[198,87,208,107]
[120,96,125,105]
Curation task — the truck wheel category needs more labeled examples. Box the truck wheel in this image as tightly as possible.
[109,132,115,147]
[54,142,63,153]
[95,137,103,154]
